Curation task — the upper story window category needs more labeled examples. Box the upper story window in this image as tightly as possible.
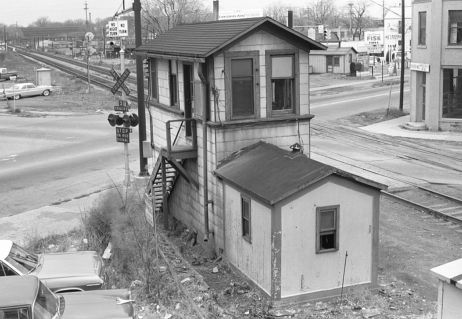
[225,51,259,120]
[150,59,158,100]
[169,60,179,107]
[316,205,339,253]
[271,55,295,113]
[418,12,427,45]
[449,10,462,45]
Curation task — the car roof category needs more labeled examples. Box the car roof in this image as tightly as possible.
[0,239,13,260]
[0,276,39,307]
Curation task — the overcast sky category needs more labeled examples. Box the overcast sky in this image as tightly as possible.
[2,0,392,27]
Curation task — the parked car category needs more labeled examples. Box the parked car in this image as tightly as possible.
[0,240,103,292]
[0,67,18,81]
[1,82,57,100]
[0,275,134,319]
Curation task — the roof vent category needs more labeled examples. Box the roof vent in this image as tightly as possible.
[290,142,302,153]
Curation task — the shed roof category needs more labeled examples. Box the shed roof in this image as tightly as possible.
[0,275,38,307]
[214,141,386,206]
[136,17,326,59]
[310,46,357,56]
[431,258,462,290]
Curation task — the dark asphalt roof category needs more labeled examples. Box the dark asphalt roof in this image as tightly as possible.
[0,275,38,307]
[215,141,385,205]
[136,17,326,58]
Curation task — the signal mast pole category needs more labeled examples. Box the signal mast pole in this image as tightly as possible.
[133,0,148,176]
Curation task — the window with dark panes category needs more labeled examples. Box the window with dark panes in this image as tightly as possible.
[241,196,251,242]
[169,60,178,106]
[2,308,30,319]
[271,55,295,112]
[150,59,158,100]
[316,206,339,253]
[333,56,340,67]
[449,10,462,45]
[443,68,462,118]
[418,12,426,45]
[231,59,254,117]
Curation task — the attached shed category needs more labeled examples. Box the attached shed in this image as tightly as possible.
[214,141,385,304]
[309,47,357,74]
[431,258,462,319]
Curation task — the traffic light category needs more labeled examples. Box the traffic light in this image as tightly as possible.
[324,30,327,39]
[108,113,123,126]
[122,113,139,127]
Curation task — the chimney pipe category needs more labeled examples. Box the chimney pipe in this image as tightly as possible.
[213,0,219,21]
[288,10,293,28]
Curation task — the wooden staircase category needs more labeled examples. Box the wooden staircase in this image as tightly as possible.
[144,118,198,227]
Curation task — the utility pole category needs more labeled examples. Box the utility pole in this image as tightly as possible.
[133,0,148,176]
[399,0,405,111]
[348,2,353,39]
[84,1,89,26]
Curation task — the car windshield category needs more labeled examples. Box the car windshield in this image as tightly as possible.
[33,281,59,319]
[6,243,39,273]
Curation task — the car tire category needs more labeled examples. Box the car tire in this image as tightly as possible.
[42,90,50,96]
[14,94,21,100]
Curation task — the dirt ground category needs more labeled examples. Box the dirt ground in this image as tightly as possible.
[5,51,462,318]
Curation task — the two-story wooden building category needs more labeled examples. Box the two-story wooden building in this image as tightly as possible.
[136,16,384,303]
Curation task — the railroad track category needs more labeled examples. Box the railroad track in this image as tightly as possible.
[312,122,462,225]
[14,47,140,103]
[384,186,462,224]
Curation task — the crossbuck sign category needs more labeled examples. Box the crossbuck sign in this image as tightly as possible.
[110,68,131,96]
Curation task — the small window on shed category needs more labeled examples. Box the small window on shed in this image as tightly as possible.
[150,59,158,101]
[241,196,251,242]
[169,60,178,107]
[316,206,339,253]
[333,56,340,67]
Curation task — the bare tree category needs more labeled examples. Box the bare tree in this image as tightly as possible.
[305,0,337,26]
[264,5,289,25]
[350,1,369,40]
[142,0,211,37]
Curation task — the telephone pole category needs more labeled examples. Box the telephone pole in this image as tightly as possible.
[133,0,148,176]
[84,1,89,26]
[399,0,405,111]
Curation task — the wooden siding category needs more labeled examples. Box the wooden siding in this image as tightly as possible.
[210,30,310,122]
[437,281,462,319]
[279,175,377,298]
[224,184,272,294]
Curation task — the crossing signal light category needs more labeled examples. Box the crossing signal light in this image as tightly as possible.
[123,113,139,127]
[108,113,123,126]
[323,30,327,39]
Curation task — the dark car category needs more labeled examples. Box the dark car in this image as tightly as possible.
[0,240,103,292]
[0,275,134,319]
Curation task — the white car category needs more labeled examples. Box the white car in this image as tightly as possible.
[1,82,57,100]
[0,240,104,293]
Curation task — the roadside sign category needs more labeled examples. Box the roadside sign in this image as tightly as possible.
[110,68,131,95]
[117,21,128,37]
[106,20,128,38]
[114,99,130,112]
[116,127,132,143]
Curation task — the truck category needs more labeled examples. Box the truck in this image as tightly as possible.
[0,68,18,81]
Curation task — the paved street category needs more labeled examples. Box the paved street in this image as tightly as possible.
[0,112,140,217]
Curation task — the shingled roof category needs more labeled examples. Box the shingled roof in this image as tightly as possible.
[214,141,386,206]
[136,17,326,59]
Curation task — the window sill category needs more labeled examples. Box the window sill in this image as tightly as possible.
[316,248,339,254]
[242,235,252,244]
[416,45,427,49]
[206,114,314,128]
[445,45,462,49]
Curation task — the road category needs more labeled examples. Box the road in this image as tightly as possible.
[311,83,410,120]
[0,113,140,217]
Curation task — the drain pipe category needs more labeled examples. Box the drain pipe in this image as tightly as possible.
[199,65,210,241]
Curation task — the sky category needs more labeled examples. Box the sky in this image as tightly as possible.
[1,0,393,27]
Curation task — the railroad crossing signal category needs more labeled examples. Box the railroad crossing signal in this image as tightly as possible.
[110,68,131,96]
[107,99,139,143]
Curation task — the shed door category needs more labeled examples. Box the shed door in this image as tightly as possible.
[326,56,333,73]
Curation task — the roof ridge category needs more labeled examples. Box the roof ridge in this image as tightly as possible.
[177,16,266,27]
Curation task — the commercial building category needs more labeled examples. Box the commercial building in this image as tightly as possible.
[409,1,462,131]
